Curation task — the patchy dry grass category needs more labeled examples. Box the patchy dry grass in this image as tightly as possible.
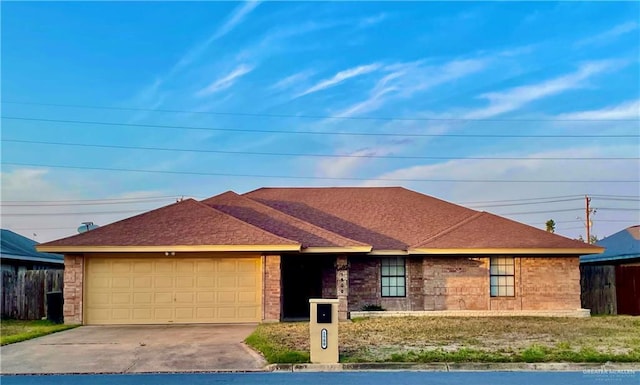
[1,319,79,346]
[246,316,640,363]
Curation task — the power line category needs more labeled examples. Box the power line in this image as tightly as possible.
[466,197,582,208]
[3,161,638,183]
[498,208,585,215]
[1,209,146,217]
[1,197,179,207]
[0,195,192,204]
[3,116,638,138]
[3,138,637,161]
[3,100,639,122]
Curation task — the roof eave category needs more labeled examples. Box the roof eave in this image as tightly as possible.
[301,246,373,253]
[36,244,302,253]
[408,247,605,255]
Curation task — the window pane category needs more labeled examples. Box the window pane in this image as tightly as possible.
[381,277,389,287]
[381,265,389,276]
[491,286,498,296]
[397,277,406,288]
[397,287,406,297]
[382,287,389,296]
[505,264,515,275]
[490,276,499,286]
[389,277,397,287]
[389,266,397,276]
[506,276,515,287]
[397,264,405,275]
[506,286,514,296]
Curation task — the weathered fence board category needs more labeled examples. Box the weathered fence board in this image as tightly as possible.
[580,264,617,315]
[1,270,64,320]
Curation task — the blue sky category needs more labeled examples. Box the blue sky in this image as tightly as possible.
[1,1,639,242]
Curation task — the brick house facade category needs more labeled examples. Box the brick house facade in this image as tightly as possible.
[39,188,600,325]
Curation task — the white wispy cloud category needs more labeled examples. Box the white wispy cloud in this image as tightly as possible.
[172,1,261,74]
[358,13,387,27]
[297,63,381,98]
[195,64,254,97]
[270,69,315,91]
[334,58,487,118]
[316,147,395,178]
[464,60,616,119]
[575,21,639,48]
[557,99,640,120]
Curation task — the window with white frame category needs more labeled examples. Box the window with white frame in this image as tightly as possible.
[381,257,406,297]
[490,257,515,297]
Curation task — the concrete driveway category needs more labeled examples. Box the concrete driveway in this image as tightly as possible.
[0,324,266,374]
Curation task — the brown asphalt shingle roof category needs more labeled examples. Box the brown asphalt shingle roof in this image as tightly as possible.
[202,191,369,249]
[413,212,595,250]
[244,187,478,250]
[39,187,601,253]
[41,199,299,247]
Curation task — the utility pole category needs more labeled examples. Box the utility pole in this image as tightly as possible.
[585,195,591,243]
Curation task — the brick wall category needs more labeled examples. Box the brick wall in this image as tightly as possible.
[423,257,489,311]
[519,257,581,310]
[321,256,337,298]
[263,254,282,321]
[63,254,84,324]
[348,258,378,311]
[344,255,581,314]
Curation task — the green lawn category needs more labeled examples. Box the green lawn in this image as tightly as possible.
[1,319,79,346]
[246,316,640,363]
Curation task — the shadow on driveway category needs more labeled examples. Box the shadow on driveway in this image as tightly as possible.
[0,324,266,374]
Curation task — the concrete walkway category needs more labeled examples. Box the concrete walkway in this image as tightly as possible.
[0,324,266,374]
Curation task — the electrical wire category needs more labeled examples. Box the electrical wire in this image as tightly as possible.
[2,161,638,183]
[3,138,637,161]
[3,116,638,138]
[3,100,639,122]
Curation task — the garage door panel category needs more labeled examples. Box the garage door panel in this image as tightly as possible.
[176,261,195,273]
[155,261,174,273]
[238,291,258,303]
[217,261,236,273]
[154,276,173,288]
[176,276,194,288]
[112,277,131,289]
[154,292,173,304]
[197,261,215,273]
[218,276,237,287]
[134,292,153,304]
[86,256,261,324]
[111,293,131,305]
[175,292,194,303]
[134,276,152,288]
[197,277,214,288]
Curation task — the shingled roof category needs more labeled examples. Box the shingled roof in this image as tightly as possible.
[38,187,602,254]
[38,199,300,252]
[202,191,370,250]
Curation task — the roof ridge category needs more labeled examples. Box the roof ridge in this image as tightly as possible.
[411,211,485,248]
[191,199,301,246]
[204,192,369,247]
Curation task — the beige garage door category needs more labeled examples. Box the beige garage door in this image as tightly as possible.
[85,256,262,325]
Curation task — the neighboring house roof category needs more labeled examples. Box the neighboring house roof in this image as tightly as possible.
[580,225,640,264]
[1,229,64,264]
[38,187,602,255]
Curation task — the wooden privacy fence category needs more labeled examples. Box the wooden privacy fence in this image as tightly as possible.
[1,270,64,320]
